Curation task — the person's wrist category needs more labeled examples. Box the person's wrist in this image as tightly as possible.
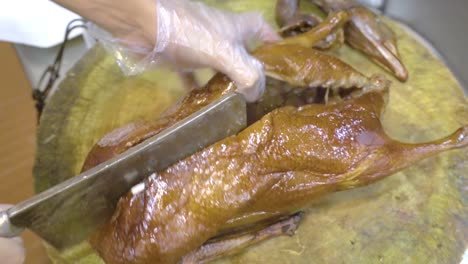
[110,0,157,50]
[134,0,158,49]
[52,0,157,50]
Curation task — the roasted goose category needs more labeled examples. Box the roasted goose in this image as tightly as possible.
[86,82,467,263]
[81,4,465,264]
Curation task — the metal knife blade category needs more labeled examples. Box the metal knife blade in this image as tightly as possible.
[0,92,246,250]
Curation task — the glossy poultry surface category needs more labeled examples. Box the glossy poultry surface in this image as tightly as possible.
[80,7,467,263]
[277,0,409,81]
[85,83,467,263]
[256,10,382,91]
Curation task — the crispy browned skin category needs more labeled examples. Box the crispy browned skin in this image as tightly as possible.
[255,43,371,90]
[87,86,467,263]
[314,0,408,81]
[277,0,409,81]
[260,11,372,90]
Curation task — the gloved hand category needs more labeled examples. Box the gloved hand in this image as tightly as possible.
[88,0,280,102]
[0,204,25,264]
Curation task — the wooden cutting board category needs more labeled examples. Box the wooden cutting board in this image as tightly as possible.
[34,1,467,263]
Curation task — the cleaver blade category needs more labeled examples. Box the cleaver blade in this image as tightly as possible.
[0,92,246,250]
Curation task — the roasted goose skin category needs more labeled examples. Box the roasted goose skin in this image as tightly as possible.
[277,0,409,81]
[87,86,467,263]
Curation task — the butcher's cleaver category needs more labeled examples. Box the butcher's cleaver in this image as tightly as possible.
[0,92,246,250]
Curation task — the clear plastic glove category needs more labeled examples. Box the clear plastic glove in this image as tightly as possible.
[0,205,25,264]
[88,0,280,102]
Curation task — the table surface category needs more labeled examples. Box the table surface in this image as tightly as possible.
[0,42,50,263]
